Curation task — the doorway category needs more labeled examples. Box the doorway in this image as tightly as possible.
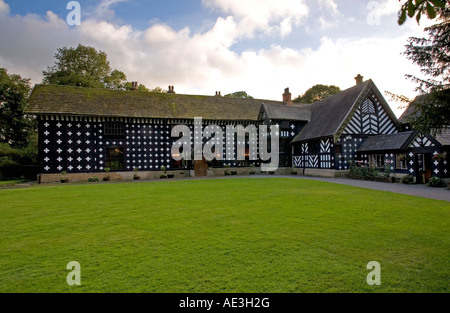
[415,153,432,184]
[194,158,208,177]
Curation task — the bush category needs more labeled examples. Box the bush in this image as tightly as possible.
[348,162,378,178]
[88,177,100,183]
[427,176,442,188]
[224,164,231,175]
[0,141,38,180]
[401,175,414,184]
[60,171,69,183]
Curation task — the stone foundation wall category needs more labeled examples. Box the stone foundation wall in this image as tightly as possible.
[39,170,190,184]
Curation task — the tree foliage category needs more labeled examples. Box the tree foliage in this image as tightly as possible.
[400,4,450,133]
[398,0,447,25]
[293,84,341,104]
[224,91,254,99]
[43,44,138,90]
[0,68,34,148]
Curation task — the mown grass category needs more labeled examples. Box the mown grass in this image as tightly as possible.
[0,180,27,187]
[0,178,448,293]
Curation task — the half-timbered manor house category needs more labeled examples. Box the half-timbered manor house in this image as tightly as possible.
[26,74,449,183]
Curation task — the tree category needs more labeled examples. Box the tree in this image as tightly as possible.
[398,4,450,134]
[224,91,254,99]
[104,69,127,90]
[43,44,128,89]
[398,0,447,25]
[0,68,33,148]
[293,84,341,104]
[149,86,167,93]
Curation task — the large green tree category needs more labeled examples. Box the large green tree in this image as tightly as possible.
[293,84,341,104]
[0,68,33,148]
[399,3,450,134]
[43,44,129,89]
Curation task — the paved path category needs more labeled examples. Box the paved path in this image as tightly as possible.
[174,175,450,202]
[284,176,450,202]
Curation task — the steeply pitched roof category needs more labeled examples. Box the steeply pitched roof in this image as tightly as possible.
[358,131,416,152]
[26,84,289,121]
[436,129,450,146]
[260,102,311,121]
[398,94,427,124]
[292,80,372,142]
[292,79,399,142]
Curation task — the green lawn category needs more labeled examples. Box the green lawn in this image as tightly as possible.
[0,178,448,293]
[0,180,27,187]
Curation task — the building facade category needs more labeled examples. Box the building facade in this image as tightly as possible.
[26,76,449,183]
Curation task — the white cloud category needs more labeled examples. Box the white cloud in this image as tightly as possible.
[0,0,10,15]
[95,0,129,20]
[319,0,340,16]
[202,0,309,37]
[0,0,429,118]
[316,0,342,30]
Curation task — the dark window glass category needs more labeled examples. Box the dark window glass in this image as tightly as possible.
[106,147,124,170]
[280,121,290,129]
[104,123,125,138]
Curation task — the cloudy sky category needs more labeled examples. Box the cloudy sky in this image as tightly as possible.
[0,0,434,116]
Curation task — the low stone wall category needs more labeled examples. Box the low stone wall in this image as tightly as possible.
[39,167,298,183]
[209,167,293,176]
[300,168,338,178]
[39,170,190,184]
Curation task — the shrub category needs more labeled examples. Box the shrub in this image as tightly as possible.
[401,175,414,185]
[427,176,442,188]
[349,162,378,178]
[133,167,140,180]
[60,171,69,183]
[384,161,393,178]
[249,164,256,174]
[224,164,231,175]
[88,177,100,183]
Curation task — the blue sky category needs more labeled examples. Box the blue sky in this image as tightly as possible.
[0,0,434,116]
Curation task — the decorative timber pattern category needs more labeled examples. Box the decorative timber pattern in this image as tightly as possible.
[343,92,397,136]
[293,138,335,169]
[409,134,435,148]
[335,135,365,170]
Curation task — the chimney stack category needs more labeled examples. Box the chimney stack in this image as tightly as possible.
[355,74,364,85]
[168,85,176,94]
[215,91,222,97]
[131,81,138,90]
[283,88,292,106]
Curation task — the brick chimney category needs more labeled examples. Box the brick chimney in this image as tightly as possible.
[131,81,138,91]
[355,74,364,85]
[168,85,176,94]
[283,88,292,106]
